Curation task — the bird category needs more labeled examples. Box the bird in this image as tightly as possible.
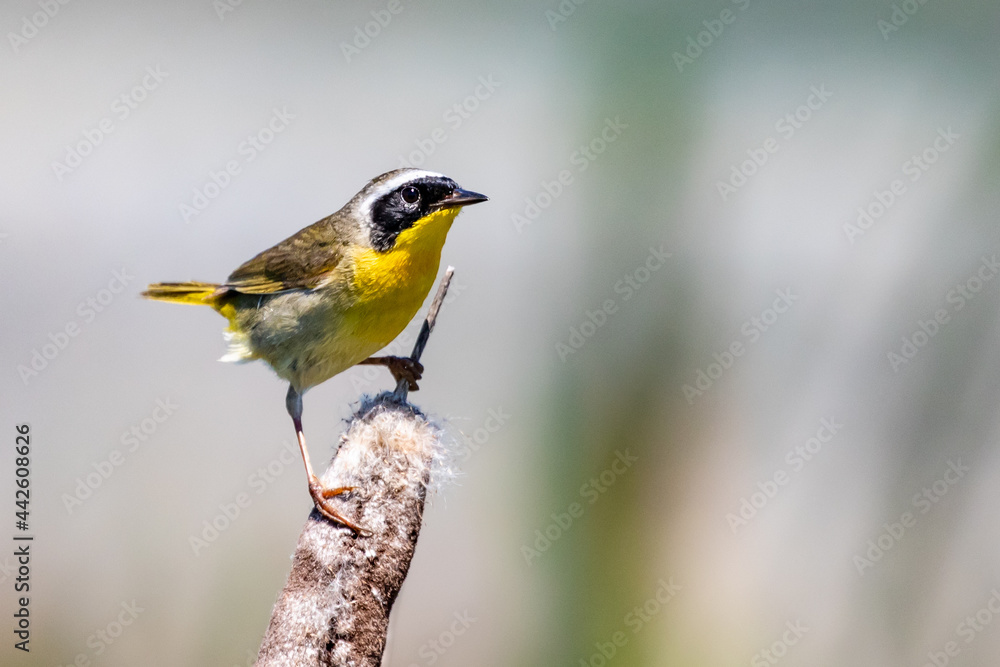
[143,168,488,533]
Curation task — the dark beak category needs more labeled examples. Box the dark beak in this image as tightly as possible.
[436,187,489,210]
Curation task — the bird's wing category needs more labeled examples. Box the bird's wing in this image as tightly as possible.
[224,218,347,294]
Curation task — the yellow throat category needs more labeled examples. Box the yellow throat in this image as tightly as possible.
[346,207,461,346]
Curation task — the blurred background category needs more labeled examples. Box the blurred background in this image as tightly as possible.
[2,0,1000,664]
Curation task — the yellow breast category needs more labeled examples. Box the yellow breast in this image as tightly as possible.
[343,207,461,348]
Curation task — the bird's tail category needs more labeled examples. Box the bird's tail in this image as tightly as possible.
[141,281,221,306]
[143,281,251,362]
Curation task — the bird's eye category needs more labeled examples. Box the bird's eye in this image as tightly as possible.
[401,186,420,205]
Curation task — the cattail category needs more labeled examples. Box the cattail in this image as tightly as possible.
[257,270,455,667]
[255,392,444,667]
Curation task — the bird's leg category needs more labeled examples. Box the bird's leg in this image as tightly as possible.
[357,356,424,391]
[285,385,368,535]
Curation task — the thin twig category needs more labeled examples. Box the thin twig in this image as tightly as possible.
[394,266,455,400]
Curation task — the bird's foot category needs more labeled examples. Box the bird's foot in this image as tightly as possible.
[308,476,370,536]
[359,355,424,391]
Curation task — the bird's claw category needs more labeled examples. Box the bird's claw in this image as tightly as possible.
[385,356,423,391]
[308,478,370,536]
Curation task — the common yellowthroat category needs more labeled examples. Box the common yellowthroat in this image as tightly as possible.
[143,169,488,532]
